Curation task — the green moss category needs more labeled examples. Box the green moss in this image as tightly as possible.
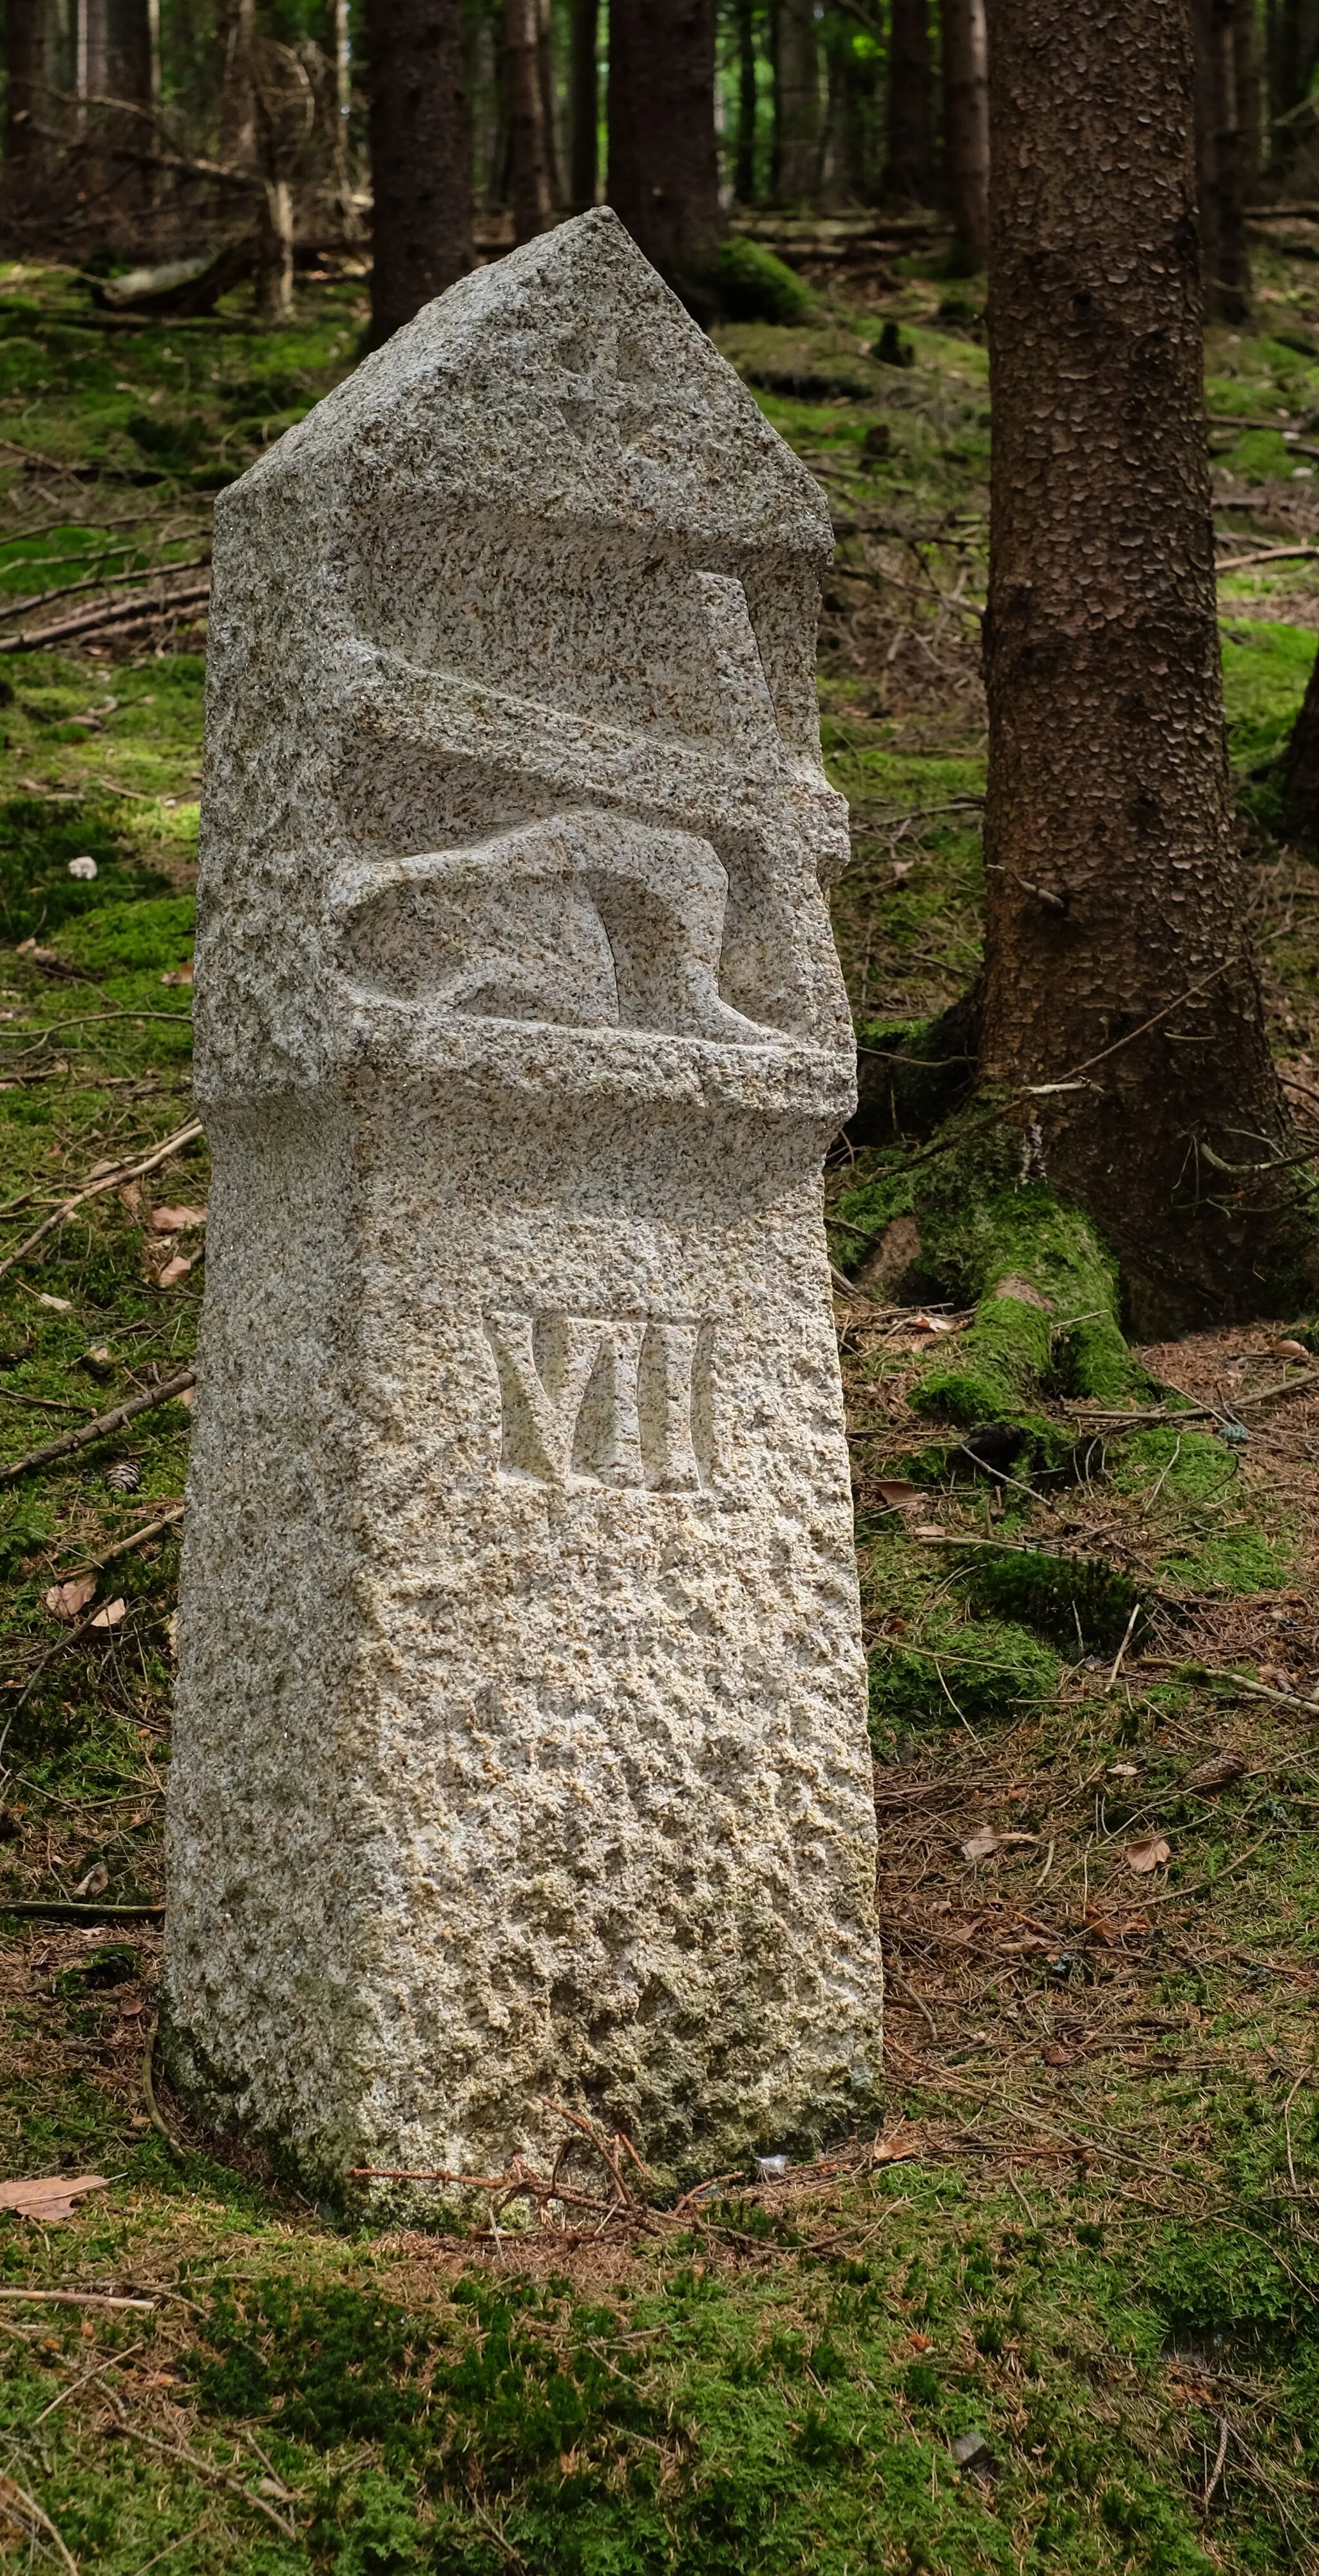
[866,1610,1059,1746]
[0,796,169,942]
[955,1550,1145,1656]
[1115,1427,1295,1591]
[717,238,816,325]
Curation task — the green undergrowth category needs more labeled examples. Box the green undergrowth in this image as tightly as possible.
[1114,1427,1296,1594]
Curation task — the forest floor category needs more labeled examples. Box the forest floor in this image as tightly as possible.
[1,226,1319,2574]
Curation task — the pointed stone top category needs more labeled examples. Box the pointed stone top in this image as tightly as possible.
[231,207,833,557]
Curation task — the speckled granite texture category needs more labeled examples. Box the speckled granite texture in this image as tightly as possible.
[164,205,882,2201]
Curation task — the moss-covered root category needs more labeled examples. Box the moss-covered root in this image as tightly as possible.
[913,1187,1138,1426]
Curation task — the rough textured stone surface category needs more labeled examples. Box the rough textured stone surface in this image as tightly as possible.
[164,205,882,2199]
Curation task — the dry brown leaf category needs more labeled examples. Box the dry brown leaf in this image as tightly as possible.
[72,1860,108,1898]
[1271,1338,1308,1359]
[877,1479,920,1508]
[150,1205,206,1234]
[0,2173,109,2223]
[90,1598,126,1630]
[160,962,194,986]
[156,1256,193,1290]
[961,1825,1038,1863]
[1124,1837,1172,1875]
[914,1522,947,1541]
[1184,1749,1246,1795]
[44,1575,95,1623]
[911,1312,956,1335]
[1085,1907,1150,1943]
[1257,1664,1294,1690]
[871,2123,924,2165]
[1043,2043,1074,2066]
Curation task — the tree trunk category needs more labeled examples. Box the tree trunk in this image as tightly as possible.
[255,175,294,322]
[607,0,722,306]
[1283,651,1319,839]
[734,0,758,202]
[775,0,819,200]
[329,0,354,216]
[365,0,473,346]
[4,0,49,183]
[569,0,598,207]
[536,0,563,210]
[942,0,988,268]
[1234,0,1261,188]
[1192,0,1251,321]
[506,0,552,240]
[217,0,256,167]
[835,15,880,204]
[980,0,1302,1328]
[884,0,935,205]
[1267,0,1319,166]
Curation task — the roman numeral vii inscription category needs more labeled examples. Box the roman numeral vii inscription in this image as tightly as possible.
[484,1312,716,1491]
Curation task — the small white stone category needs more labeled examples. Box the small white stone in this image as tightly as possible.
[67,855,97,880]
[165,205,882,2200]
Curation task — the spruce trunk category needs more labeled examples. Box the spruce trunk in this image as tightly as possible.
[942,0,988,269]
[980,0,1305,1329]
[568,0,598,210]
[884,0,935,205]
[506,0,553,242]
[607,0,721,308]
[365,0,473,345]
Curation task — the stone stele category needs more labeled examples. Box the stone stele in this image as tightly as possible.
[164,204,883,2200]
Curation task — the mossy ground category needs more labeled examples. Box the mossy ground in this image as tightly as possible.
[1,245,1319,2573]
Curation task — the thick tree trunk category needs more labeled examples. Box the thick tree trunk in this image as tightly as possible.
[884,0,935,205]
[569,0,598,209]
[775,0,819,200]
[254,175,294,321]
[981,0,1302,1328]
[535,0,563,210]
[734,0,758,202]
[1267,0,1319,166]
[1234,0,1261,187]
[1192,0,1251,321]
[217,0,256,167]
[942,0,988,268]
[505,0,552,240]
[1283,651,1319,840]
[607,0,722,305]
[836,19,880,205]
[4,0,48,184]
[365,0,473,345]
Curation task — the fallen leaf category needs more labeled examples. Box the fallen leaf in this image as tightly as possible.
[1084,1907,1150,1944]
[911,1312,956,1334]
[119,1998,143,2017]
[177,1386,195,1410]
[90,1598,126,1630]
[914,1522,946,1541]
[156,1255,193,1289]
[72,1860,108,1897]
[160,962,193,986]
[1107,1762,1139,1780]
[45,1575,96,1623]
[902,2331,932,2352]
[877,1478,920,1508]
[150,1205,206,1234]
[0,2173,109,2223]
[1257,1664,1295,1691]
[34,1292,71,1313]
[871,2123,924,2165]
[1184,1749,1246,1795]
[1043,2043,1074,2066]
[961,1826,1039,1863]
[118,1181,143,1219]
[1124,1837,1172,1875]
[1271,1338,1308,1359]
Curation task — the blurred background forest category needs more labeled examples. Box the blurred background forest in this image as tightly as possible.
[1,0,1315,330]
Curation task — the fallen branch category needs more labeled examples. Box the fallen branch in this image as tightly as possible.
[0,575,210,656]
[1065,1365,1319,1431]
[0,2289,154,2311]
[0,2473,78,2576]
[1215,544,1319,571]
[0,1366,196,1487]
[0,1899,164,1918]
[59,1500,185,1578]
[0,1115,202,1287]
[0,551,210,627]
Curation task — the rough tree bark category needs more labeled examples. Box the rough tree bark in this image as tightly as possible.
[217,0,256,169]
[734,0,758,202]
[506,0,553,241]
[1192,0,1251,321]
[3,0,49,191]
[775,0,820,199]
[942,0,988,268]
[884,0,935,205]
[569,0,598,209]
[981,0,1305,1328]
[1282,651,1319,840]
[365,0,473,347]
[607,0,722,308]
